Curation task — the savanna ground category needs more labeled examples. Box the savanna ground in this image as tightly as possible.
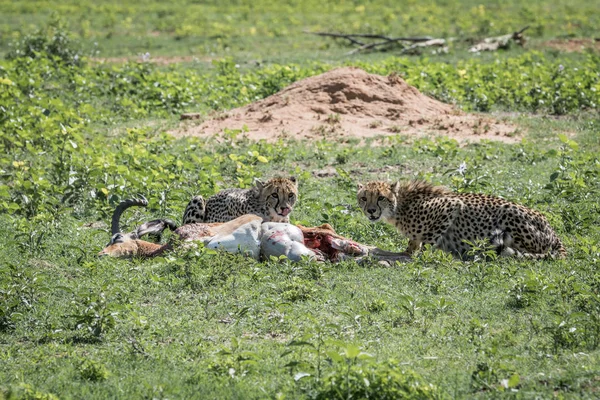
[1,0,600,398]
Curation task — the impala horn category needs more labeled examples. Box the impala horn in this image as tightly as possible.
[111,196,149,237]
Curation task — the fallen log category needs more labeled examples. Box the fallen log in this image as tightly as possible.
[180,113,202,120]
[400,38,449,55]
[304,30,438,54]
[469,26,529,52]
[307,26,529,54]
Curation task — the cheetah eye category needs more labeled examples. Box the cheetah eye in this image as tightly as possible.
[377,196,385,201]
[360,197,367,202]
[288,193,295,199]
[271,193,279,198]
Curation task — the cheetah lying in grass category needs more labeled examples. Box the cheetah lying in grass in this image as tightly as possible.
[357,180,566,259]
[182,176,298,224]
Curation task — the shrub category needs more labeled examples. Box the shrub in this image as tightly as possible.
[6,17,82,67]
[316,360,441,400]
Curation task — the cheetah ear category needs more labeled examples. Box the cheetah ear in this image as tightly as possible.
[254,178,264,190]
[289,176,298,187]
[357,183,364,191]
[390,181,401,193]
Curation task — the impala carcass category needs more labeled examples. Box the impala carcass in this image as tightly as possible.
[99,198,410,264]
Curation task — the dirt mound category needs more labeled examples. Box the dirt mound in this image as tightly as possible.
[173,67,519,143]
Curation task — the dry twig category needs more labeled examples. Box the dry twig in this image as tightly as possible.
[469,26,529,52]
[306,26,530,54]
[304,30,436,54]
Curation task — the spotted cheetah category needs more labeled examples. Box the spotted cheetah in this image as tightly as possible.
[357,180,566,259]
[183,176,298,224]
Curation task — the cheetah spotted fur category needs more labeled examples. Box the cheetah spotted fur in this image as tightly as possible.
[357,180,566,259]
[183,177,298,224]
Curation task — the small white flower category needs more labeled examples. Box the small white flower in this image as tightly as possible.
[457,161,467,175]
[141,52,151,62]
[558,64,564,72]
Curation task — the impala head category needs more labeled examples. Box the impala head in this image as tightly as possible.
[98,197,178,258]
[256,176,298,223]
[357,181,400,222]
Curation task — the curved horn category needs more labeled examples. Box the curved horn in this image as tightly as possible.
[111,196,148,236]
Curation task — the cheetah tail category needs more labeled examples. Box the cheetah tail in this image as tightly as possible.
[521,240,567,260]
[552,239,567,259]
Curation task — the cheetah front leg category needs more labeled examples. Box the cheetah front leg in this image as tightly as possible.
[397,199,462,256]
[426,200,464,256]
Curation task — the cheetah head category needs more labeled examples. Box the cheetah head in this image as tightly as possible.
[357,181,399,223]
[257,176,298,223]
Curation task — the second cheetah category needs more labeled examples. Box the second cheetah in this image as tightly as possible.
[357,180,566,259]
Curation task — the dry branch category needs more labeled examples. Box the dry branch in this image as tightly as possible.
[469,26,529,52]
[307,25,530,55]
[181,113,201,120]
[304,30,437,54]
[400,38,448,55]
[304,31,434,43]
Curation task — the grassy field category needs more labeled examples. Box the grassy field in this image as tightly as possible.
[1,0,600,399]
[1,0,599,63]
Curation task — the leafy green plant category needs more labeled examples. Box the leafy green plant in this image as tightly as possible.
[69,291,119,339]
[0,263,48,332]
[280,318,341,384]
[208,337,258,378]
[6,16,83,67]
[1,383,59,400]
[316,354,441,400]
[444,161,491,193]
[470,362,520,393]
[78,359,110,382]
[279,277,316,302]
[545,134,599,201]
[366,299,387,313]
[508,271,556,309]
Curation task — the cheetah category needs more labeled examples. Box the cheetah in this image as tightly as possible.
[182,176,298,224]
[357,180,566,259]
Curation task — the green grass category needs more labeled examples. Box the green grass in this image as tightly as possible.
[1,0,599,63]
[2,2,600,398]
[2,116,600,398]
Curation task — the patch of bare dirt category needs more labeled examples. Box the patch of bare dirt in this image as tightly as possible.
[172,67,520,143]
[543,38,600,53]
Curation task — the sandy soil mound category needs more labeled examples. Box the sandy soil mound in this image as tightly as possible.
[173,67,519,143]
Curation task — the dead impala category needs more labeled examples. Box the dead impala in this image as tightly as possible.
[99,197,410,264]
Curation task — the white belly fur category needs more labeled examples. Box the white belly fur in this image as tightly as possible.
[206,219,262,259]
[203,219,317,262]
[260,223,317,261]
